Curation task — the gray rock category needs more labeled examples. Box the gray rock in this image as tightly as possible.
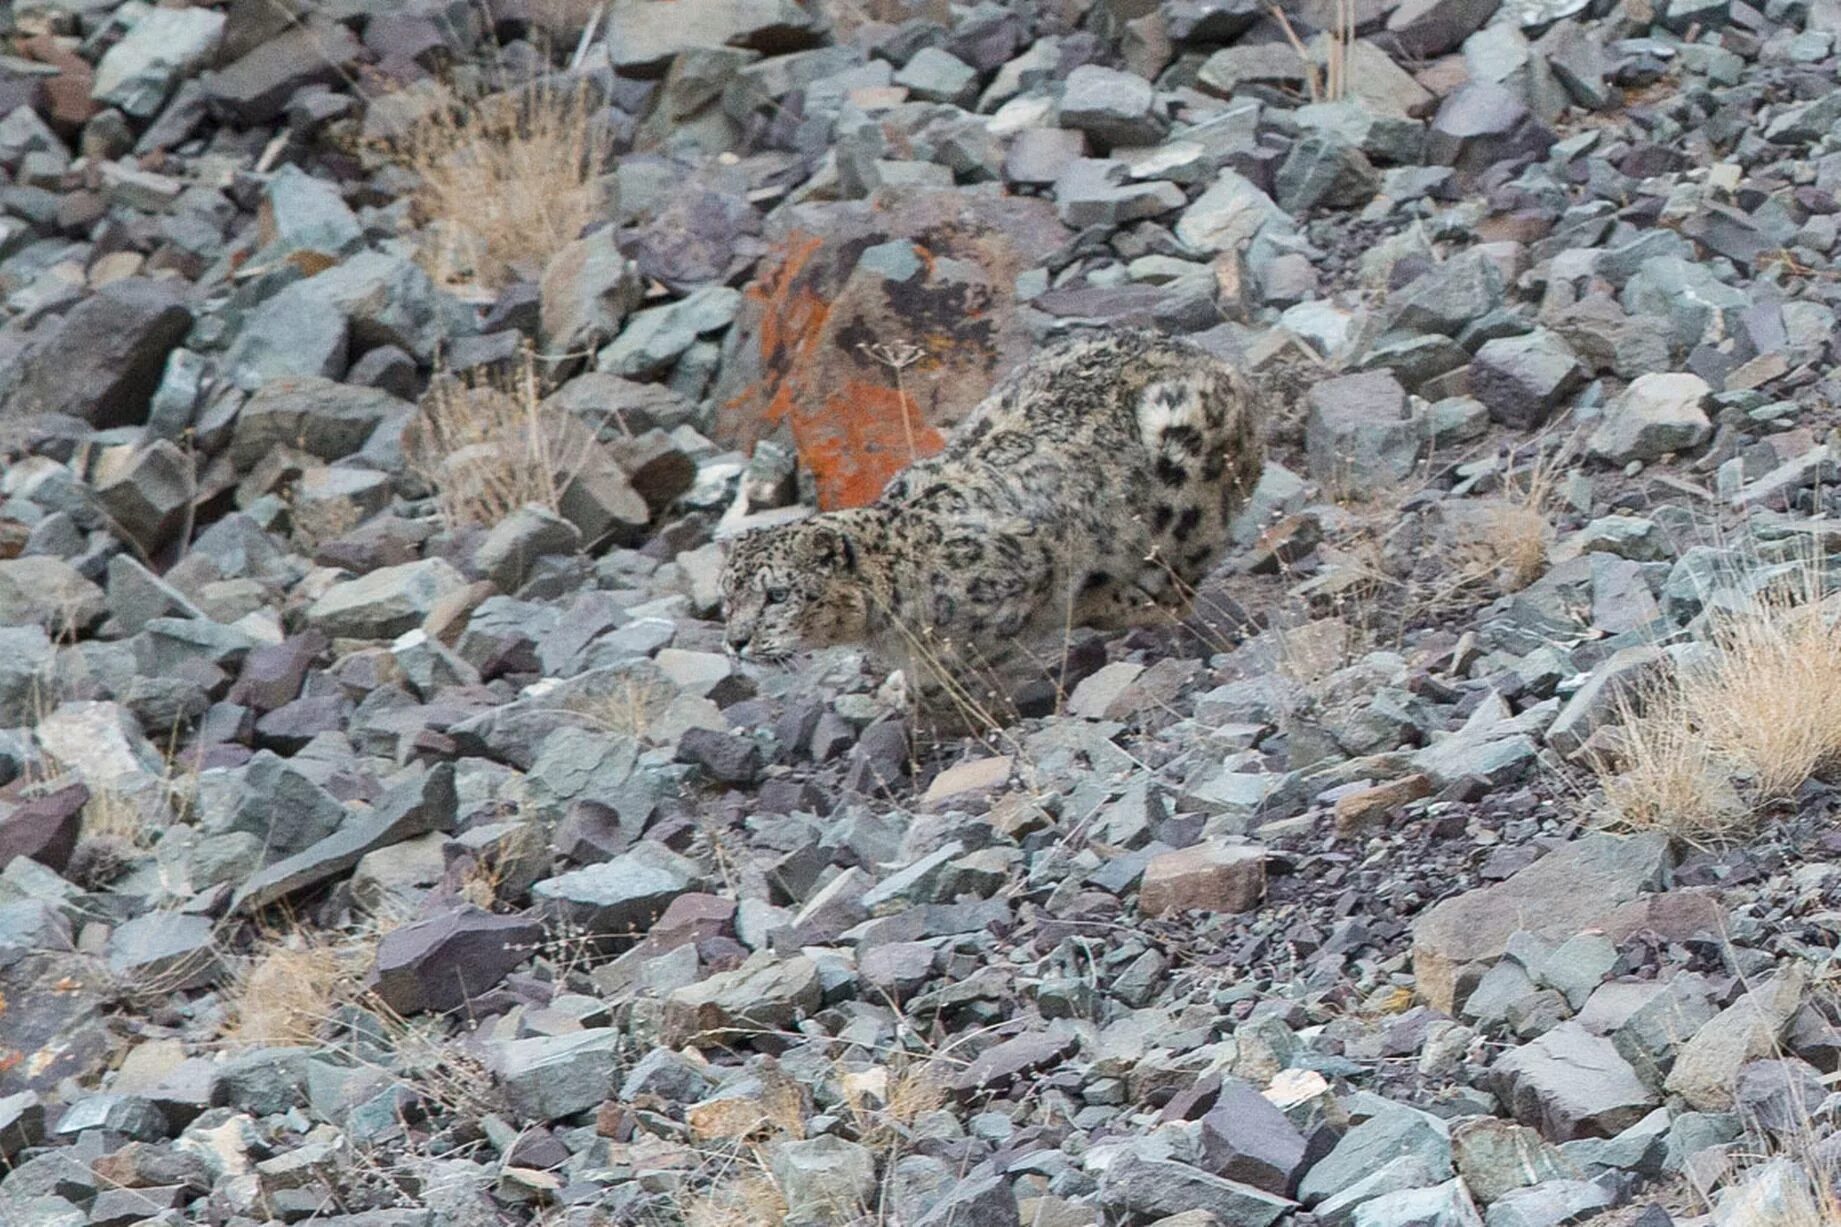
[1316,1157,1447,1226]
[1301,1107,1454,1205]
[1307,370,1423,489]
[305,558,469,640]
[228,376,410,469]
[894,47,979,106]
[0,1090,45,1160]
[105,913,219,992]
[224,281,350,388]
[254,164,363,263]
[1386,0,1503,57]
[93,6,225,118]
[662,952,824,1045]
[0,558,106,634]
[301,251,471,361]
[94,439,193,557]
[1351,1178,1483,1227]
[1425,81,1548,173]
[1099,1151,1294,1225]
[1276,131,1379,213]
[0,625,55,724]
[524,726,661,832]
[598,286,742,379]
[211,1046,312,1114]
[771,1135,877,1223]
[605,0,818,74]
[1665,966,1807,1112]
[231,763,456,912]
[1586,372,1712,464]
[1391,251,1505,336]
[491,1027,622,1121]
[912,1173,1020,1227]
[1411,832,1672,1014]
[1545,644,1668,758]
[10,279,192,428]
[1468,330,1585,430]
[366,905,543,1015]
[1055,158,1187,227]
[1201,1078,1311,1195]
[202,17,362,123]
[542,228,645,356]
[1492,1022,1660,1141]
[1621,256,1750,354]
[1176,169,1290,254]
[1058,64,1170,149]
[1450,1116,1576,1205]
[532,841,701,934]
[474,504,582,592]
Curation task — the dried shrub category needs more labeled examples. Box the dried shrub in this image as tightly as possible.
[404,348,600,529]
[396,72,609,291]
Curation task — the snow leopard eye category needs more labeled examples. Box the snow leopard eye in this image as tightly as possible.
[764,586,790,604]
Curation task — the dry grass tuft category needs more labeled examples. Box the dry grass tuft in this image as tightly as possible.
[396,72,608,291]
[681,1173,788,1227]
[1691,592,1841,798]
[1593,569,1841,840]
[1592,689,1748,843]
[404,347,598,529]
[226,937,365,1047]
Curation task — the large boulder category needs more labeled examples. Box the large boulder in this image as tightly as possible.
[11,279,193,427]
[711,191,1069,509]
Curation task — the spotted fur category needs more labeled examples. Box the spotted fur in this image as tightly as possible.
[719,329,1264,686]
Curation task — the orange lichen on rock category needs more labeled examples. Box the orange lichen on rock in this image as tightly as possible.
[712,192,1068,510]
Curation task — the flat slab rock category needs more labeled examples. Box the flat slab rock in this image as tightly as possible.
[1410,832,1673,1014]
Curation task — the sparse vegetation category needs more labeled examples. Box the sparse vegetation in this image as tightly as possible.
[394,70,609,291]
[1593,564,1841,839]
[404,347,598,529]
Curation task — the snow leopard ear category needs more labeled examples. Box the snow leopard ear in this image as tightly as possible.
[802,524,857,573]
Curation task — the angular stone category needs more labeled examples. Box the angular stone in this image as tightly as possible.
[1300,1107,1453,1205]
[1307,369,1421,488]
[229,376,410,469]
[1386,0,1503,58]
[1200,1078,1311,1196]
[231,764,456,912]
[532,842,701,934]
[11,279,192,428]
[1468,330,1585,430]
[1350,1178,1483,1227]
[1586,372,1713,464]
[0,782,88,874]
[542,229,644,355]
[474,504,582,593]
[1176,169,1290,254]
[1100,1151,1293,1226]
[1666,966,1807,1112]
[94,439,193,557]
[1275,131,1379,213]
[1411,833,1672,1013]
[201,17,362,124]
[1425,81,1548,174]
[93,6,225,119]
[106,913,219,992]
[305,558,469,640]
[1058,64,1169,149]
[491,1027,621,1121]
[1139,841,1267,917]
[771,1135,877,1223]
[662,952,823,1045]
[366,905,542,1015]
[1451,1116,1576,1205]
[1492,1022,1660,1141]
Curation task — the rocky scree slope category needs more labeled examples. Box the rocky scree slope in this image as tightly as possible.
[3,0,1841,1225]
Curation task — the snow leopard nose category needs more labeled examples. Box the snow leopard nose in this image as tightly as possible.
[726,627,752,656]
